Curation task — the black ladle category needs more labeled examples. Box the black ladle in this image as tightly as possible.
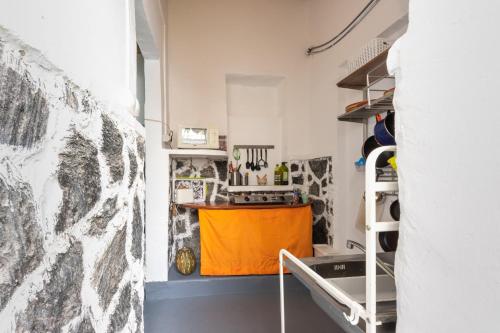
[264,149,268,168]
[255,149,261,171]
[246,149,251,169]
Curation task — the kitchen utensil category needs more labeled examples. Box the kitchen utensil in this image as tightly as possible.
[362,136,394,168]
[345,100,368,113]
[232,147,241,168]
[250,149,255,171]
[301,192,308,204]
[379,232,399,252]
[390,199,400,221]
[231,171,243,186]
[255,149,261,171]
[374,112,396,146]
[257,148,266,167]
[264,149,269,168]
[246,149,251,169]
[379,198,400,252]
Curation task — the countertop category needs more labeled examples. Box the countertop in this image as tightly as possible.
[179,202,311,210]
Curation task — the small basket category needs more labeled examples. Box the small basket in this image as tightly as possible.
[347,38,390,74]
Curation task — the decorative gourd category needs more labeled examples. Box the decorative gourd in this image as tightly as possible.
[175,247,196,275]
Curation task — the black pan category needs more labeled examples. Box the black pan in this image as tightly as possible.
[379,232,399,252]
[390,199,400,221]
[379,199,400,252]
[362,136,394,168]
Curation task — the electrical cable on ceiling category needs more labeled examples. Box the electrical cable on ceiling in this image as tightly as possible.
[306,0,380,55]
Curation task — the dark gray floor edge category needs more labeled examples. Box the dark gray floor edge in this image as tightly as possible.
[146,274,305,301]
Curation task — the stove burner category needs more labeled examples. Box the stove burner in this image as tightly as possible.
[230,193,294,205]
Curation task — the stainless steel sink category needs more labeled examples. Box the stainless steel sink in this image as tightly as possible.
[285,254,397,332]
[326,275,396,304]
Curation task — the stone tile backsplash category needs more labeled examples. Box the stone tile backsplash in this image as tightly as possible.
[290,156,334,245]
[168,158,228,266]
[168,156,335,268]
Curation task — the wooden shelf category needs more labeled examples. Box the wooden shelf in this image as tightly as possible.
[337,49,390,90]
[180,201,311,210]
[337,92,394,123]
[167,149,228,159]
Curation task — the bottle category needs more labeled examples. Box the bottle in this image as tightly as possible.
[274,164,282,185]
[281,162,289,185]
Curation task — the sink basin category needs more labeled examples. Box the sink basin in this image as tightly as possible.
[326,275,396,304]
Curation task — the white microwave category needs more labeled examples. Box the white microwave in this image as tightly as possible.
[177,126,219,149]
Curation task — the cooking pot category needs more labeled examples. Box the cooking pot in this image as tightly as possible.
[390,199,400,221]
[362,136,394,168]
[374,112,396,146]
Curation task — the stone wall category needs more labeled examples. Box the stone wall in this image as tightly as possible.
[0,27,145,332]
[168,158,228,266]
[290,156,334,245]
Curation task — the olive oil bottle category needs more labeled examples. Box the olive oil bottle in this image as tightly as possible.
[281,162,289,185]
[274,164,282,185]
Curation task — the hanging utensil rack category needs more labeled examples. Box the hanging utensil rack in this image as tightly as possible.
[233,145,275,150]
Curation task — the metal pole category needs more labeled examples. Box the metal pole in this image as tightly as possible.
[279,251,285,333]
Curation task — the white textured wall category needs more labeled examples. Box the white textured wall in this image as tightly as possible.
[306,0,408,251]
[0,0,138,113]
[389,1,500,331]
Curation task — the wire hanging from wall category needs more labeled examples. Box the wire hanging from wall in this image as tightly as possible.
[306,0,380,55]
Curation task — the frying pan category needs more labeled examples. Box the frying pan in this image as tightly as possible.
[379,232,399,252]
[390,199,400,221]
[362,136,394,168]
[379,199,400,252]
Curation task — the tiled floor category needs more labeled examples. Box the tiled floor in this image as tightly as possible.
[144,287,345,333]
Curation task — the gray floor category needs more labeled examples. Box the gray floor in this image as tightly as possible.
[145,285,345,333]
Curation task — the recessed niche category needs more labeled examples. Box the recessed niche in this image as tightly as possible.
[226,74,286,186]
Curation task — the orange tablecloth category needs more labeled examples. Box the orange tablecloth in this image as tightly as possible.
[199,206,313,275]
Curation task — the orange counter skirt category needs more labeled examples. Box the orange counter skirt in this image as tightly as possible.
[199,206,313,276]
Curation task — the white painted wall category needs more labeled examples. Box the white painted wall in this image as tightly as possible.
[138,0,172,282]
[389,1,500,331]
[0,0,138,113]
[305,0,408,252]
[166,0,311,155]
[144,59,170,282]
[227,75,286,184]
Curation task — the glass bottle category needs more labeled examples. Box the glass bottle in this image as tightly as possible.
[274,164,282,185]
[281,162,289,185]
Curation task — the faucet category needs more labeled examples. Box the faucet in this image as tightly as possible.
[346,240,395,279]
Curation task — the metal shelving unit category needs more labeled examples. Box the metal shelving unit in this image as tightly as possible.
[337,49,395,127]
[338,92,394,123]
[337,49,390,90]
[279,146,398,333]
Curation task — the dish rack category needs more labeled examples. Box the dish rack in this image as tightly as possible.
[279,146,398,333]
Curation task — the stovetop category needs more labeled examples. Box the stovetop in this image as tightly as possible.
[229,192,294,205]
